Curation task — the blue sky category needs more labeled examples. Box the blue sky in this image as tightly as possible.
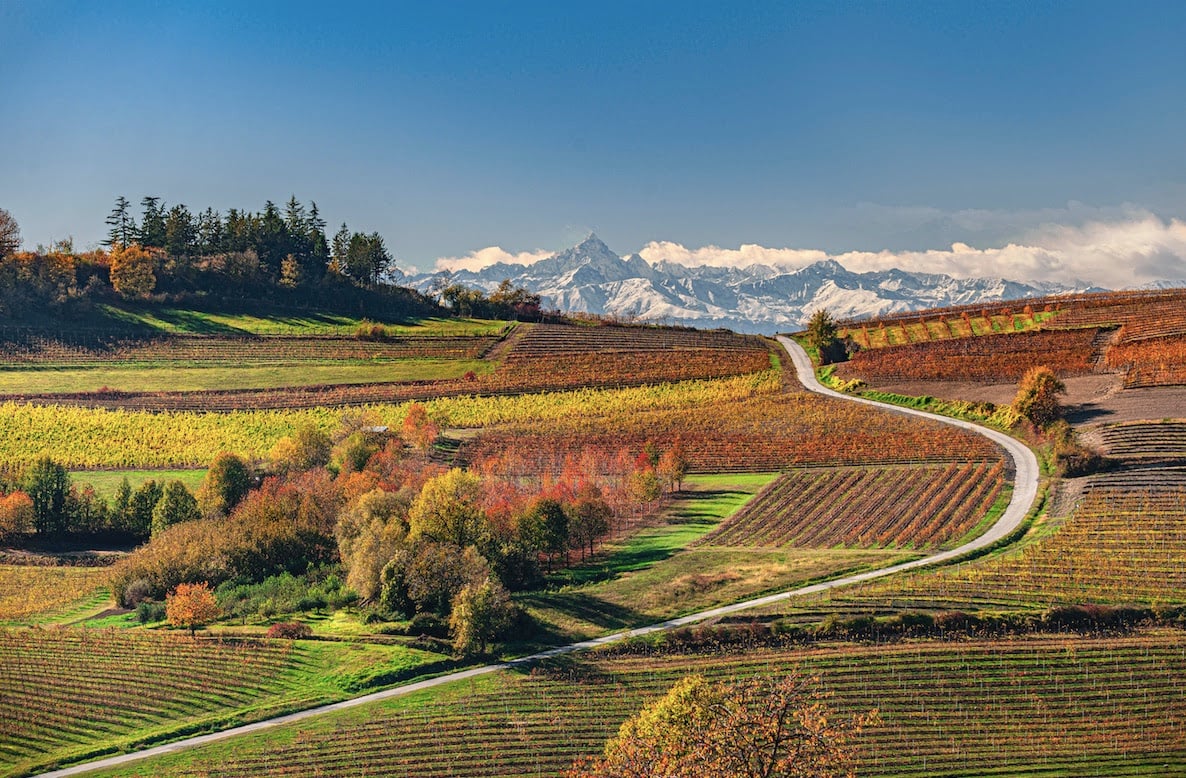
[2,1,1185,280]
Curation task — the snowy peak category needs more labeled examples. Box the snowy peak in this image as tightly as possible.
[410,237,1099,334]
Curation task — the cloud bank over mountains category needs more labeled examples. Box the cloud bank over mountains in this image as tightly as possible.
[431,213,1186,290]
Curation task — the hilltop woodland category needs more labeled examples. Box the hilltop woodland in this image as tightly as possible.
[0,201,541,325]
[2,200,1186,777]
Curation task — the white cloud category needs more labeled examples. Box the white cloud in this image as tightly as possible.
[434,246,553,273]
[636,241,828,270]
[636,215,1186,288]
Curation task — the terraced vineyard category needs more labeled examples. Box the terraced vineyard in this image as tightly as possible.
[838,288,1186,387]
[1044,288,1186,341]
[462,392,1003,474]
[698,462,1005,550]
[1108,336,1186,388]
[94,634,1186,777]
[1089,420,1186,460]
[0,566,110,623]
[0,370,781,468]
[0,629,448,776]
[505,322,766,356]
[0,333,501,365]
[843,308,1050,349]
[839,328,1100,381]
[829,485,1186,610]
[2,326,774,412]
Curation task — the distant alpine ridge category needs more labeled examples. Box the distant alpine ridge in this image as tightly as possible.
[405,235,1101,334]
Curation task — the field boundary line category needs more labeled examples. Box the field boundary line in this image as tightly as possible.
[36,335,1040,778]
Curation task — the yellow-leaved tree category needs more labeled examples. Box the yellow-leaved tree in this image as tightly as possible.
[108,242,157,298]
[567,671,877,778]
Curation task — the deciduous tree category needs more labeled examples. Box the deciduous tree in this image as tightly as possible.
[408,468,487,548]
[401,402,439,452]
[568,671,877,778]
[336,488,407,600]
[657,440,689,493]
[165,581,220,636]
[449,577,515,655]
[197,452,253,518]
[108,242,157,298]
[0,491,34,539]
[1012,365,1066,429]
[0,208,20,257]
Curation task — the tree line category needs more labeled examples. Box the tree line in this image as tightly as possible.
[0,203,546,324]
[0,202,437,323]
[104,195,394,287]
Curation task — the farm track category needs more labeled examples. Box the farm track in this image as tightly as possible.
[35,336,1040,778]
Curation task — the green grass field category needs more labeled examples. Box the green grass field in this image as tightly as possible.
[69,469,208,498]
[92,307,511,337]
[0,359,493,394]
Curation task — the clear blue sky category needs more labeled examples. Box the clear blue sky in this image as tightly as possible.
[3,0,1185,271]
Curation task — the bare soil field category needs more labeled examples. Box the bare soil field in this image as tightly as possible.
[865,374,1185,426]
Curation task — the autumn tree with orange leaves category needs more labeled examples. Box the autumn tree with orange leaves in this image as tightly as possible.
[567,671,877,778]
[165,582,220,636]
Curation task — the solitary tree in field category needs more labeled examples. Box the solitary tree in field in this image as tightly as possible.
[0,208,21,257]
[1012,366,1066,429]
[567,672,877,778]
[805,309,846,365]
[166,581,220,636]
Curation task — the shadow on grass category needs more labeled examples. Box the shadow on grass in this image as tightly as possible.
[547,489,747,589]
[518,591,646,635]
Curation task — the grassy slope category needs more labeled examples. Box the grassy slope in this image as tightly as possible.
[0,359,492,394]
[92,307,509,337]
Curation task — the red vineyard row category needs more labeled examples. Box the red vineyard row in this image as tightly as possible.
[699,462,1005,550]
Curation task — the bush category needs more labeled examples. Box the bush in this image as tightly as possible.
[122,578,153,607]
[408,612,450,638]
[136,599,166,624]
[266,621,313,639]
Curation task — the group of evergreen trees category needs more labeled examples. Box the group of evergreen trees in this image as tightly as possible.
[0,457,199,540]
[104,195,393,288]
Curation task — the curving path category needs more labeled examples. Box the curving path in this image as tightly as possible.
[39,336,1040,777]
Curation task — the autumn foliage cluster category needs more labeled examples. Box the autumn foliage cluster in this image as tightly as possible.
[111,403,687,653]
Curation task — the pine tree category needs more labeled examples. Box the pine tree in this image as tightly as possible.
[104,196,137,247]
[138,196,167,247]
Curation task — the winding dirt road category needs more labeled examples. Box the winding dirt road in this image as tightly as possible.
[39,336,1040,777]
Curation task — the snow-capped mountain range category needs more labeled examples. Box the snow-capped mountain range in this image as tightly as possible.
[402,235,1104,334]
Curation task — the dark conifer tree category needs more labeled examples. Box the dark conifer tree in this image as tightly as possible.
[104,196,137,247]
